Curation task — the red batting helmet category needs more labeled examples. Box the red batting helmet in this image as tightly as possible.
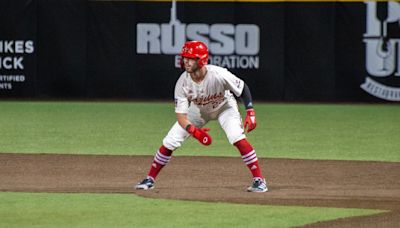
[180,41,209,68]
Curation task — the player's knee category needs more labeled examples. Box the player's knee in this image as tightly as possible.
[229,134,246,145]
[163,134,189,151]
[162,139,181,151]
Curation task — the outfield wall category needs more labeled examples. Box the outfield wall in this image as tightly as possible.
[0,0,399,102]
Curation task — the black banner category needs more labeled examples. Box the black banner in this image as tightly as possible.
[0,0,36,97]
[1,0,399,102]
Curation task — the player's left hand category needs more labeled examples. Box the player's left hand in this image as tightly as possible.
[244,108,256,133]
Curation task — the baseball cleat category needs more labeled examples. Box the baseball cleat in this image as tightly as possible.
[135,177,155,190]
[247,177,268,192]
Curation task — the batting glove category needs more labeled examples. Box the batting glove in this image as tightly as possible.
[186,124,212,146]
[244,108,257,133]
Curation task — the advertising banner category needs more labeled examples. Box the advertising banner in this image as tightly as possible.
[360,1,400,101]
[1,0,399,102]
[87,1,285,99]
[0,0,36,97]
[336,1,400,102]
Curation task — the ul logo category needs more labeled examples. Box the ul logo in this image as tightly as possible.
[362,1,400,101]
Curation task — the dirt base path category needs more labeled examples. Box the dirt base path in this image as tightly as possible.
[0,153,399,227]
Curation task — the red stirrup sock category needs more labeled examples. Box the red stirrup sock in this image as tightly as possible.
[147,145,173,180]
[234,139,263,179]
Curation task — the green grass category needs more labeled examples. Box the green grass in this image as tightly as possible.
[0,101,399,161]
[0,192,382,228]
[251,103,400,161]
[0,101,396,227]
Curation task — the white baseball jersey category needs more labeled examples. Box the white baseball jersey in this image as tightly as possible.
[174,65,244,115]
[163,65,247,150]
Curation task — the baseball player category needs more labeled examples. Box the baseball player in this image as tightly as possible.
[135,41,268,192]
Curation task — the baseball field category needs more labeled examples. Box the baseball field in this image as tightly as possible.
[0,101,399,227]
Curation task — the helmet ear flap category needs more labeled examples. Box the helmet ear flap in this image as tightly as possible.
[196,58,204,68]
[198,57,208,68]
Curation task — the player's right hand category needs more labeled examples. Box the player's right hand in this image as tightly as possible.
[186,124,212,146]
[244,108,257,133]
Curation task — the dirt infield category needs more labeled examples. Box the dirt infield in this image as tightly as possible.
[0,153,399,227]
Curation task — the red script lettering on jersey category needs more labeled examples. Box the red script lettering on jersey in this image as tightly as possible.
[190,92,224,106]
